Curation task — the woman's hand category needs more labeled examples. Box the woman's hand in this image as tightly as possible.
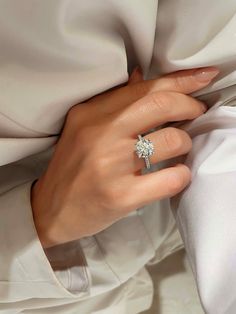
[31,67,219,248]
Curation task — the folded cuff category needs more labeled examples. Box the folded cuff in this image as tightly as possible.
[0,180,89,302]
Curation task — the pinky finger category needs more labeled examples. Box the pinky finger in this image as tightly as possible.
[128,164,191,209]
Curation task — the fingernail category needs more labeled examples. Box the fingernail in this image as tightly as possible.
[194,67,220,83]
[199,101,208,112]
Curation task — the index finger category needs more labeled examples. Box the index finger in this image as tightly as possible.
[88,67,219,113]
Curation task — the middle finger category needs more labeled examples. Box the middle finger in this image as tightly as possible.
[114,91,207,136]
[120,127,192,173]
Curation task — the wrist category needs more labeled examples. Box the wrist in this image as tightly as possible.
[30,178,52,248]
[31,178,71,248]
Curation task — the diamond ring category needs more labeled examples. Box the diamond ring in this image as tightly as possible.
[135,134,155,169]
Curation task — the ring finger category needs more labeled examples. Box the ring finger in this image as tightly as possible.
[122,127,192,172]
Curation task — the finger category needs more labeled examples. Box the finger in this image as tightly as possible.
[124,164,191,211]
[148,67,220,94]
[129,128,192,172]
[84,66,143,106]
[115,91,207,136]
[88,67,219,113]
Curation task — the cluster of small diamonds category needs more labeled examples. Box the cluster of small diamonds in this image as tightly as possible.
[135,138,154,158]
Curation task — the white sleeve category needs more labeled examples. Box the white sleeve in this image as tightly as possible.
[0,147,157,309]
[0,152,90,303]
[171,92,236,314]
[44,240,89,295]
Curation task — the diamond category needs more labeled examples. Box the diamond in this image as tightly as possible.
[135,137,154,158]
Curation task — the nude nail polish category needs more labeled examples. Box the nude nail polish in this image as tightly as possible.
[194,67,220,82]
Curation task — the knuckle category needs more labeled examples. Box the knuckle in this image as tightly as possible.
[66,105,77,121]
[149,92,172,114]
[67,104,81,124]
[66,102,90,129]
[162,127,185,152]
[102,185,124,209]
[172,75,188,91]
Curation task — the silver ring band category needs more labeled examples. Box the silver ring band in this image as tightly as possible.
[135,134,154,169]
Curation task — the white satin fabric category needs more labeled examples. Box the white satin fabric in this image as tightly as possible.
[152,1,236,313]
[0,0,236,313]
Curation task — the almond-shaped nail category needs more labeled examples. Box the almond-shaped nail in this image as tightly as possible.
[194,67,220,83]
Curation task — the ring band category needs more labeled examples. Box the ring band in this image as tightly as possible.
[135,134,155,169]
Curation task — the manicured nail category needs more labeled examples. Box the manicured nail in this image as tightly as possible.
[199,101,208,112]
[193,67,220,83]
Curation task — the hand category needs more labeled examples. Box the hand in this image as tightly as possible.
[31,67,219,248]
